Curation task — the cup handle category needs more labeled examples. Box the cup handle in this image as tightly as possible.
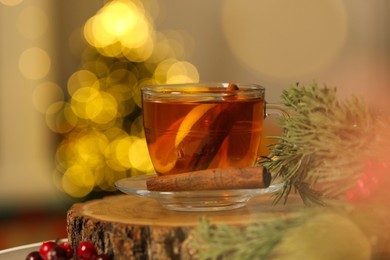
[265,102,289,119]
[255,102,289,165]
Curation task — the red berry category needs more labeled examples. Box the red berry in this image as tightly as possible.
[59,242,74,258]
[47,245,68,260]
[346,160,387,202]
[39,241,57,260]
[25,251,43,260]
[77,241,97,260]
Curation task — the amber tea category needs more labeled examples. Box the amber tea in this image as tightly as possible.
[142,83,265,176]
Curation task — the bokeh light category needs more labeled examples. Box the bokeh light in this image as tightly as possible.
[45,101,78,134]
[83,0,154,62]
[47,0,199,197]
[19,47,51,80]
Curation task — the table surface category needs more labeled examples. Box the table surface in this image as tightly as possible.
[74,193,304,227]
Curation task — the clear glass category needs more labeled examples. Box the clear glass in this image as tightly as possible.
[141,83,266,176]
[115,175,283,212]
[142,83,265,102]
[114,83,287,212]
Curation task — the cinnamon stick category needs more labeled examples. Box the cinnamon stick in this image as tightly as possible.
[146,166,271,191]
[190,83,240,171]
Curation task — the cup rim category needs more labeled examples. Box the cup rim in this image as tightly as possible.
[141,83,265,102]
[141,82,265,97]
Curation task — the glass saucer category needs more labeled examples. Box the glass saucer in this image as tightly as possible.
[115,175,283,212]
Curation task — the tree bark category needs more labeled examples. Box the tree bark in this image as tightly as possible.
[67,194,303,259]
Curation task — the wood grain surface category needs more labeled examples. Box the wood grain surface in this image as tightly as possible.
[67,194,303,259]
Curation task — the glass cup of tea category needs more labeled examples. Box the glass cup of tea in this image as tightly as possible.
[141,82,286,176]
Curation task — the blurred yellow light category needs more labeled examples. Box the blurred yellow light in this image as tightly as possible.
[123,36,154,62]
[108,67,130,83]
[73,131,108,168]
[90,92,118,124]
[62,165,95,198]
[101,1,139,37]
[107,83,133,101]
[105,138,129,171]
[153,58,177,83]
[83,17,100,48]
[46,101,77,134]
[167,75,197,84]
[115,137,134,168]
[104,126,128,140]
[98,43,124,58]
[83,0,152,59]
[121,18,150,48]
[152,59,199,84]
[166,61,199,83]
[91,16,118,47]
[129,137,154,172]
[49,0,200,197]
[132,78,157,108]
[56,139,76,171]
[71,87,102,119]
[67,70,99,96]
[85,94,104,119]
[19,47,51,80]
[62,103,79,127]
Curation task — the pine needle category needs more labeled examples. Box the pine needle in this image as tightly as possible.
[188,82,390,259]
[260,82,375,205]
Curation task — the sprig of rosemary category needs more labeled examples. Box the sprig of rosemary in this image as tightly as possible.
[260,82,375,205]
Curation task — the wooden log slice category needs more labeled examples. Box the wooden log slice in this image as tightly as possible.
[67,194,303,260]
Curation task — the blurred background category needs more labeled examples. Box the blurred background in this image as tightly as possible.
[0,0,389,250]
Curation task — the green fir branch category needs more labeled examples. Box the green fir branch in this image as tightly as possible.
[260,82,375,205]
[188,83,390,260]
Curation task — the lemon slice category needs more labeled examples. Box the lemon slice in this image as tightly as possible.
[175,104,216,147]
[151,103,216,175]
[149,118,182,174]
